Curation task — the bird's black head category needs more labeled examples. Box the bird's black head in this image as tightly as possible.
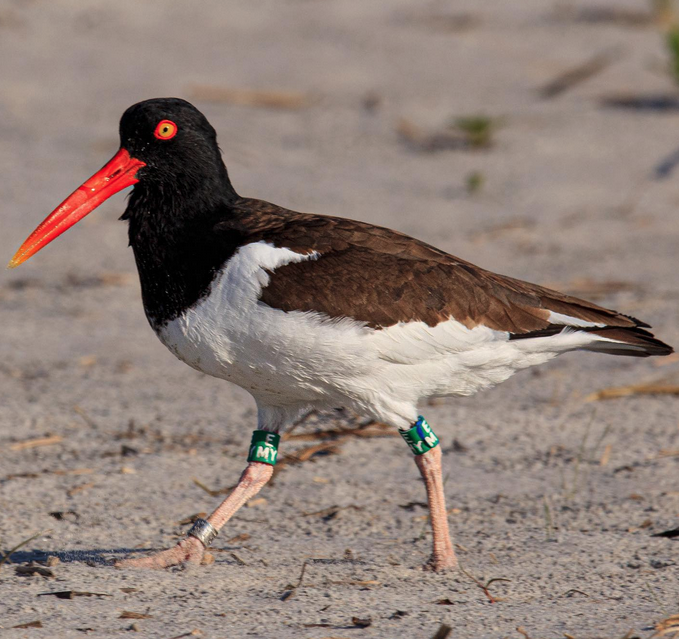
[8,97,237,270]
[120,97,235,199]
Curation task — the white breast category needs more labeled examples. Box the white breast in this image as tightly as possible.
[156,241,604,429]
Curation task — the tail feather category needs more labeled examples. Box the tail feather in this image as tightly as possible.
[510,324,673,358]
[583,326,674,358]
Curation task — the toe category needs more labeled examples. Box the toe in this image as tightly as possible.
[424,552,458,572]
[116,537,205,570]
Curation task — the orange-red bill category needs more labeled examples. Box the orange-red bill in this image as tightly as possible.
[8,148,146,269]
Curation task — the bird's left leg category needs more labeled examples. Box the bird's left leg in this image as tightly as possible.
[116,431,279,570]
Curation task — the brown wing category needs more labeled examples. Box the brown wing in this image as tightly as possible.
[216,198,671,355]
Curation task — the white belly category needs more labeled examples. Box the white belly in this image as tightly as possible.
[155,241,599,428]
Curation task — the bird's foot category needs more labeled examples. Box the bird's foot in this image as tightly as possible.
[423,550,458,572]
[116,536,207,570]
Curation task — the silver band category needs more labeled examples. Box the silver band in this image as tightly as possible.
[187,518,218,547]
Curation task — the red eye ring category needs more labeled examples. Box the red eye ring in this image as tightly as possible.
[154,120,177,140]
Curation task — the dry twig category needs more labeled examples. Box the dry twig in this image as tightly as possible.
[281,560,309,601]
[539,49,619,99]
[12,621,43,629]
[9,435,63,451]
[120,611,153,620]
[189,84,314,110]
[459,566,511,603]
[0,529,52,569]
[586,382,679,402]
[431,624,452,639]
[653,614,679,638]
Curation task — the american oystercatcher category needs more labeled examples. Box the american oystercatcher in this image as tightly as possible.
[9,98,672,571]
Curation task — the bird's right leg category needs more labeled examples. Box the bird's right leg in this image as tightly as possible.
[401,416,458,571]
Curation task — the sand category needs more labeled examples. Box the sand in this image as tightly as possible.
[1,1,678,637]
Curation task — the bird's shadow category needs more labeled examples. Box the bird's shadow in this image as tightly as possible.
[8,548,157,566]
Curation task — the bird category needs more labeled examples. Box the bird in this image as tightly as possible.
[9,97,673,571]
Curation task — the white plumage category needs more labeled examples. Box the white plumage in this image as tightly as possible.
[157,241,620,430]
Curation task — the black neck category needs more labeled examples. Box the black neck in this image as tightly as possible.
[123,169,243,327]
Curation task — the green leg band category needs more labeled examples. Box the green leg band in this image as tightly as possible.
[400,416,439,455]
[247,430,281,465]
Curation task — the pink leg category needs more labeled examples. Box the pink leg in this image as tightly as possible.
[414,446,458,571]
[117,462,273,569]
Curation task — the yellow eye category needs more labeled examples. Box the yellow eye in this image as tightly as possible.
[154,120,177,140]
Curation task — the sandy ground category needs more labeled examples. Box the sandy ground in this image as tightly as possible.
[1,1,678,637]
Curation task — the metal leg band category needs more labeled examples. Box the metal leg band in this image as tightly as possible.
[399,416,440,455]
[187,518,218,547]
